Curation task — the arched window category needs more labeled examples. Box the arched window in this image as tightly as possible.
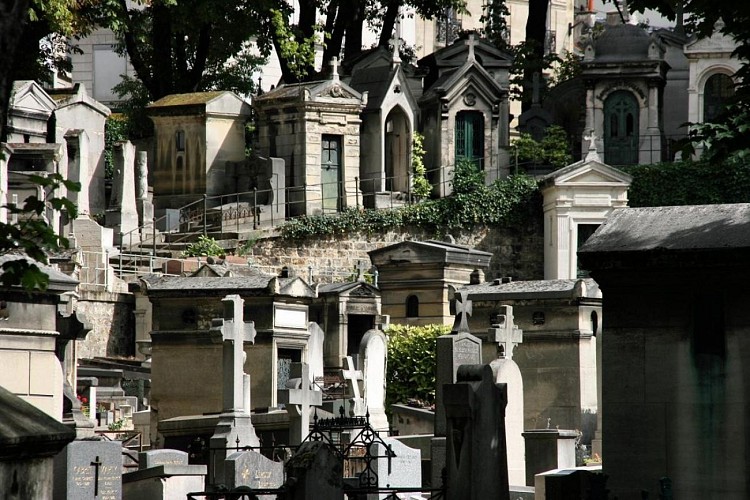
[603,90,639,165]
[703,73,735,122]
[406,295,419,318]
[455,111,484,169]
[591,310,599,336]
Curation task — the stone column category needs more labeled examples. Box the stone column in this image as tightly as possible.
[106,141,139,245]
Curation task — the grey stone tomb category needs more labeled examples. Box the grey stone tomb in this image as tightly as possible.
[445,364,509,500]
[285,440,344,500]
[54,439,122,500]
[278,362,323,445]
[367,437,422,500]
[225,450,284,491]
[360,329,389,432]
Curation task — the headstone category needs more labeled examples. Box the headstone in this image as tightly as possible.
[138,449,188,469]
[444,364,509,500]
[225,450,284,491]
[106,140,139,245]
[123,448,206,500]
[522,429,578,487]
[307,322,325,387]
[278,362,323,445]
[209,294,260,487]
[54,439,122,500]
[360,329,389,432]
[367,437,422,500]
[488,305,525,486]
[285,441,343,500]
[341,355,365,416]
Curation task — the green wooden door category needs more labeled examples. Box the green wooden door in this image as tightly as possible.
[455,111,484,169]
[321,135,341,213]
[604,91,639,165]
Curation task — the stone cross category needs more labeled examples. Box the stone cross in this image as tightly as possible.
[489,305,523,360]
[356,260,368,282]
[391,35,401,64]
[211,294,256,413]
[584,130,601,162]
[465,33,478,62]
[451,290,473,334]
[278,362,323,445]
[330,57,339,80]
[341,355,365,415]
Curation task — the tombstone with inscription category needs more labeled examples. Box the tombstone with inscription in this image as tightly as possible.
[54,439,122,500]
[278,362,323,445]
[209,295,260,488]
[432,291,482,486]
[284,440,344,500]
[488,305,525,486]
[225,450,284,491]
[367,437,422,500]
[444,364,510,500]
[123,449,206,500]
[360,329,389,432]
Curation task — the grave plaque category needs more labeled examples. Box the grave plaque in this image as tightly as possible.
[367,438,422,500]
[225,450,284,490]
[54,440,122,500]
[138,449,188,469]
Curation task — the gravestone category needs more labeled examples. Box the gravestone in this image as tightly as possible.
[307,322,325,387]
[106,140,139,245]
[123,449,206,500]
[54,439,122,500]
[209,295,260,488]
[341,355,365,416]
[360,329,389,432]
[367,437,422,500]
[285,441,344,500]
[278,362,323,445]
[488,305,525,486]
[225,450,284,491]
[444,364,509,500]
[138,449,188,469]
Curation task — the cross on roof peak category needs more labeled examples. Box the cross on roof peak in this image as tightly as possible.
[465,33,478,62]
[356,260,368,282]
[330,57,340,81]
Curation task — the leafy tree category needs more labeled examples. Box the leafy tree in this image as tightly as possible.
[480,0,510,51]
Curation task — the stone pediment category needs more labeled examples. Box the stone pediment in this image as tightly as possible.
[422,61,505,105]
[425,34,512,70]
[345,283,380,298]
[685,32,738,56]
[10,81,56,116]
[540,160,632,189]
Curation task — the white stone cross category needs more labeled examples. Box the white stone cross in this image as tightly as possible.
[584,130,601,162]
[356,260,368,282]
[278,362,323,445]
[341,356,365,415]
[330,56,340,80]
[211,294,256,413]
[465,33,478,62]
[451,290,473,334]
[488,305,523,360]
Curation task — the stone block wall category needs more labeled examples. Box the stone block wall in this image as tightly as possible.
[76,291,135,359]
[246,219,544,284]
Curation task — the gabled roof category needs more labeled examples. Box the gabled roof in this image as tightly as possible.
[147,91,251,117]
[419,61,506,105]
[318,280,380,297]
[0,255,78,292]
[369,240,492,268]
[47,83,110,117]
[253,77,363,107]
[539,158,632,190]
[9,81,56,116]
[419,33,512,72]
[460,278,601,300]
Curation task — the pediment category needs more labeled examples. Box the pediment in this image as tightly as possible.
[344,283,380,298]
[278,277,316,297]
[542,160,632,188]
[433,62,506,103]
[685,33,738,55]
[10,81,56,115]
[310,80,362,101]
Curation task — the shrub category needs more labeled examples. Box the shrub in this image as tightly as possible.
[411,132,432,198]
[385,324,450,409]
[183,235,225,258]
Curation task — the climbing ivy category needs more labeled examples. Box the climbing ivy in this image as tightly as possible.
[386,324,450,409]
[411,132,431,198]
[278,171,539,240]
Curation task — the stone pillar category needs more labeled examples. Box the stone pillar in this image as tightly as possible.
[135,151,153,231]
[106,141,139,245]
[522,429,578,486]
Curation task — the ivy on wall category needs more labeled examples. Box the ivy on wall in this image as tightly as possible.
[279,166,540,240]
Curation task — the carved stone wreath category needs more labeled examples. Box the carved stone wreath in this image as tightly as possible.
[463,92,477,106]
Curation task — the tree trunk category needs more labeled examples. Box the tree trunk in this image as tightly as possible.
[378,1,400,47]
[523,0,549,112]
[151,2,174,99]
[322,0,342,67]
[0,0,31,142]
[343,1,366,61]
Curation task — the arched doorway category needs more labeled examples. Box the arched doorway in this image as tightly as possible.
[703,73,734,122]
[603,90,639,165]
[384,107,410,193]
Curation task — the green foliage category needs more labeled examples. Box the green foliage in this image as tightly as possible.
[0,173,80,291]
[183,236,225,258]
[269,9,319,82]
[411,132,431,198]
[550,50,582,86]
[624,158,750,207]
[278,173,539,239]
[480,0,511,50]
[111,77,154,140]
[386,324,450,408]
[510,125,572,170]
[104,116,128,179]
[509,40,561,104]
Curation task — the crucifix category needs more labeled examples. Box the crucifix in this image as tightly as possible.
[90,455,102,497]
[584,130,601,162]
[451,290,473,334]
[278,362,323,445]
[211,294,256,413]
[330,56,340,80]
[341,355,365,415]
[488,305,523,360]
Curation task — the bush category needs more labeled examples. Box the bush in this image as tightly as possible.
[182,235,225,258]
[385,324,450,409]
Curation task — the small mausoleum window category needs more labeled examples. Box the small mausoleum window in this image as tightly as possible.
[175,130,186,152]
[406,295,419,318]
[703,73,735,123]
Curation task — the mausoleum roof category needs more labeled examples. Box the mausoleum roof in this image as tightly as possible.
[0,255,78,292]
[460,278,601,300]
[593,24,654,62]
[369,240,492,268]
[142,272,315,297]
